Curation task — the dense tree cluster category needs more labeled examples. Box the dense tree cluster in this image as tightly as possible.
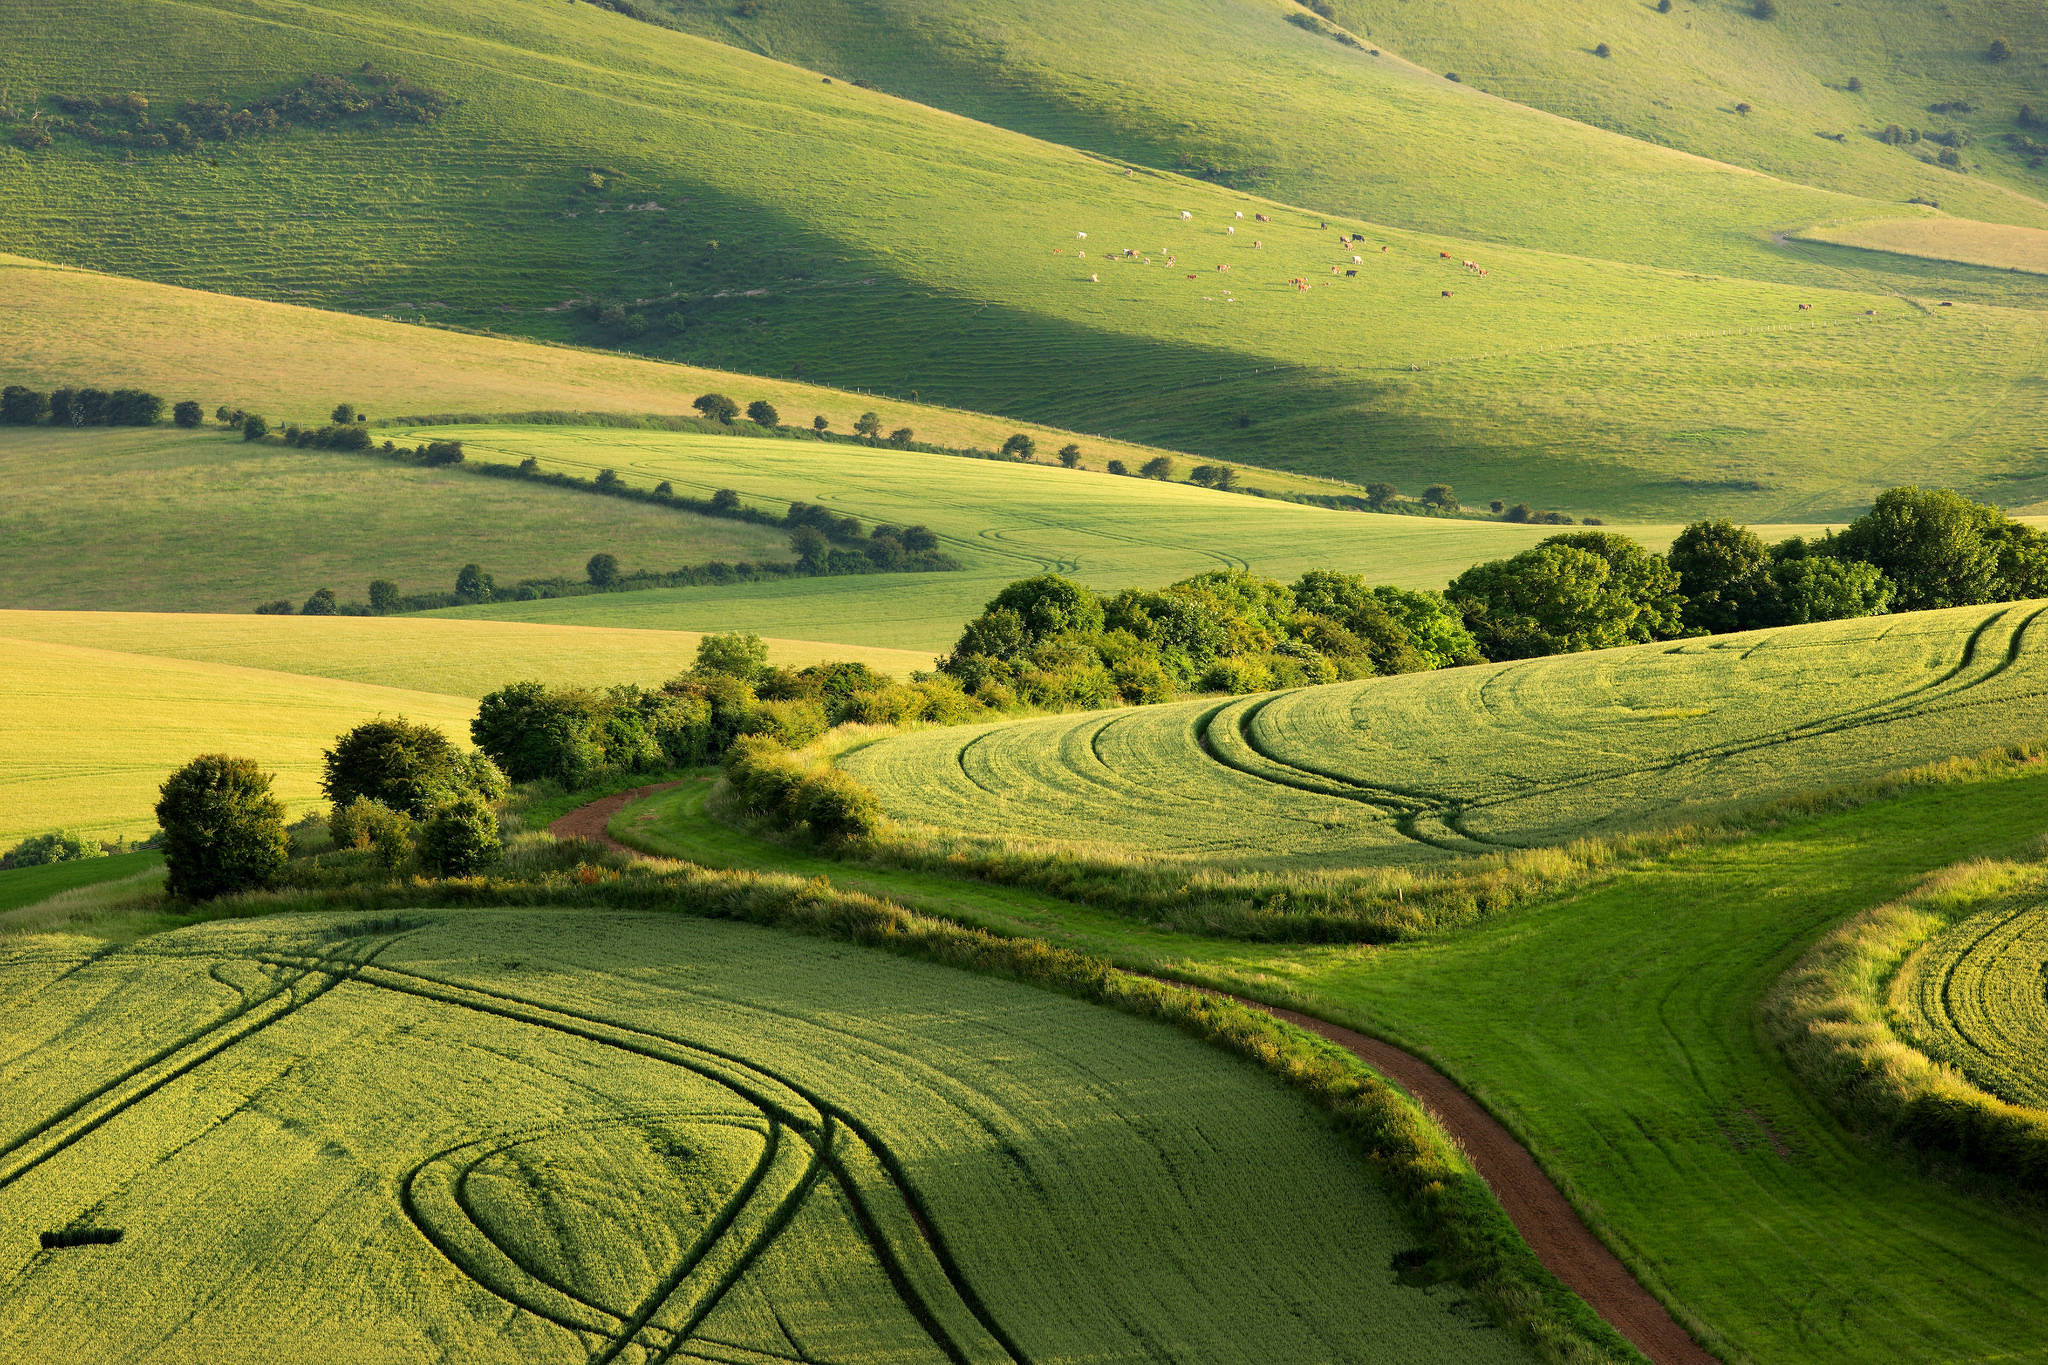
[938,569,1480,708]
[2,385,171,426]
[1448,486,2047,659]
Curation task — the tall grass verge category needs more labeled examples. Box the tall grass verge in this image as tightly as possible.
[1761,853,2048,1199]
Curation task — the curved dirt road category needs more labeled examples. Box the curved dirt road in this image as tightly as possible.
[552,785,1712,1364]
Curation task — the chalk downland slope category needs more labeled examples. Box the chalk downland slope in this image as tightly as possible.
[0,908,1534,1365]
[4,5,2047,516]
[1794,217,2048,276]
[841,601,2048,866]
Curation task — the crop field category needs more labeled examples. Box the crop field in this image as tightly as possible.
[843,601,2048,863]
[0,610,932,697]
[0,636,481,845]
[410,424,1809,650]
[0,426,793,613]
[1796,217,2048,277]
[5,4,2048,514]
[0,907,1527,1365]
[1894,890,2048,1108]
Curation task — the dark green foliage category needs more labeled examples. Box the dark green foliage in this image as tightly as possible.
[254,599,293,614]
[1421,484,1458,510]
[711,488,742,512]
[793,767,885,842]
[1138,455,1177,480]
[722,737,883,843]
[1882,123,1907,144]
[1657,0,1671,10]
[586,552,623,588]
[1058,443,1083,468]
[1669,519,1771,633]
[1001,432,1036,460]
[1758,555,1894,625]
[696,631,770,680]
[1365,481,1398,508]
[331,403,358,423]
[172,400,203,428]
[1106,459,1129,475]
[321,717,472,817]
[301,587,338,616]
[1846,76,1863,92]
[1447,544,1645,659]
[367,579,400,613]
[693,392,739,423]
[1988,37,2011,61]
[1753,0,1776,18]
[1190,463,1238,489]
[155,754,288,901]
[2,829,103,869]
[286,421,373,450]
[242,414,270,441]
[812,415,830,434]
[23,69,449,156]
[1540,530,1686,641]
[887,426,914,447]
[1834,486,2007,610]
[73,388,109,424]
[454,563,494,603]
[789,524,830,569]
[418,791,502,875]
[854,411,882,441]
[420,439,464,465]
[0,386,48,424]
[1594,43,1611,58]
[747,399,779,427]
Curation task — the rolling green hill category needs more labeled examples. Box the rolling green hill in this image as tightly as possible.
[841,600,2048,863]
[5,3,2048,516]
[0,907,1529,1364]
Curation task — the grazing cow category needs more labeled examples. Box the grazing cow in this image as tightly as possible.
[1089,273,1099,282]
[1351,233,1363,241]
[1188,273,1198,280]
[1352,255,1363,263]
[1381,246,1388,252]
[1346,269,1358,277]
[1234,211,1244,218]
[1440,251,1451,258]
[1227,226,1236,234]
[1255,213,1270,222]
[1181,211,1193,220]
[1940,301,1954,306]
[1054,248,1063,255]
[1442,290,1452,297]
[1866,309,1877,315]
[1078,232,1087,239]
[1217,263,1231,271]
[1332,265,1341,274]
[1253,240,1263,249]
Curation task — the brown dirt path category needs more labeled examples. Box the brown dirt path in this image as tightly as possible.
[547,786,1713,1363]
[546,781,683,852]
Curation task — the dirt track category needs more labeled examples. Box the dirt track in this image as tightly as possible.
[549,785,1712,1363]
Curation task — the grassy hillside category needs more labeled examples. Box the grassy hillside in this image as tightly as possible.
[0,426,795,612]
[0,636,481,844]
[654,0,2048,279]
[0,907,1530,1364]
[5,6,2047,515]
[842,601,2048,862]
[0,852,162,914]
[627,716,2048,1364]
[405,424,1823,651]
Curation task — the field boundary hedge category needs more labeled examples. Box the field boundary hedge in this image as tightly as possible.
[1762,855,2048,1198]
[136,851,1639,1364]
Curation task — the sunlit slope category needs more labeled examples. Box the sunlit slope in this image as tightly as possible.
[0,611,933,694]
[0,637,481,843]
[6,4,2046,515]
[1895,890,2048,1109]
[657,0,2048,288]
[1316,0,2048,216]
[0,909,1529,1364]
[842,601,2048,865]
[410,425,1820,650]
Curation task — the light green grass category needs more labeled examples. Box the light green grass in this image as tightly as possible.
[0,906,1531,1364]
[6,3,2048,514]
[0,852,162,915]
[0,636,481,844]
[407,424,1841,650]
[1894,886,2048,1108]
[0,425,793,612]
[628,734,2048,1362]
[1796,215,2048,275]
[842,601,2048,863]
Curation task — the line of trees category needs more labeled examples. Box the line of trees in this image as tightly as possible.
[1,384,192,427]
[1448,487,2047,659]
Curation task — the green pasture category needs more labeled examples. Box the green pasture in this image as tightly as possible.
[0,852,162,915]
[0,426,792,613]
[1895,890,2048,1108]
[4,2,2047,513]
[408,424,1829,650]
[658,0,2048,281]
[623,736,2048,1363]
[0,907,1528,1364]
[842,600,2048,862]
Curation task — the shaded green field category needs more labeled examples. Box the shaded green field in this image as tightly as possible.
[1895,891,2048,1108]
[6,2,2048,514]
[0,852,162,915]
[411,424,1811,650]
[0,426,792,613]
[842,602,2048,863]
[0,907,1526,1364]
[629,732,2048,1363]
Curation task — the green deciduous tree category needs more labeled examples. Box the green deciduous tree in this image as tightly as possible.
[368,579,400,614]
[301,587,338,616]
[455,563,494,603]
[696,631,770,680]
[242,414,270,441]
[156,754,288,900]
[419,790,502,875]
[0,386,48,425]
[790,524,830,570]
[747,399,780,427]
[693,392,739,423]
[172,400,203,428]
[586,552,623,588]
[1668,519,1771,634]
[1058,443,1083,468]
[1421,484,1458,510]
[1541,530,1687,640]
[321,717,479,817]
[1000,432,1035,460]
[1365,482,1398,508]
[1833,486,2003,610]
[1447,544,1643,659]
[854,411,883,441]
[1139,455,1177,480]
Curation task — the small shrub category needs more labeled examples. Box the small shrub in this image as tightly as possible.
[1504,502,1533,523]
[1846,76,1862,92]
[1365,481,1398,508]
[696,631,769,680]
[793,768,884,843]
[254,599,293,615]
[156,754,288,900]
[172,400,203,428]
[693,392,739,423]
[419,791,501,875]
[1656,0,1671,10]
[1593,42,1611,58]
[518,455,540,475]
[1139,455,1176,480]
[887,427,914,447]
[368,579,400,613]
[301,588,338,616]
[328,795,415,871]
[455,563,494,603]
[0,386,48,425]
[747,398,780,427]
[1058,443,1083,468]
[711,488,742,512]
[854,411,882,441]
[242,414,269,441]
[1106,459,1129,476]
[595,467,624,490]
[1988,37,2011,61]
[1421,484,1458,511]
[812,414,830,434]
[1001,432,1036,461]
[1734,102,1752,115]
[1,829,104,869]
[1881,124,1907,144]
[586,552,622,588]
[1752,0,1776,18]
[1489,499,1505,514]
[738,698,829,748]
[331,402,357,423]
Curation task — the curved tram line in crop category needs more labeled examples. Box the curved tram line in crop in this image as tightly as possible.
[1899,896,2048,1111]
[1,930,1028,1365]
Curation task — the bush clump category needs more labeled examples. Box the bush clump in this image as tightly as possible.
[156,754,288,900]
[1,829,104,869]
